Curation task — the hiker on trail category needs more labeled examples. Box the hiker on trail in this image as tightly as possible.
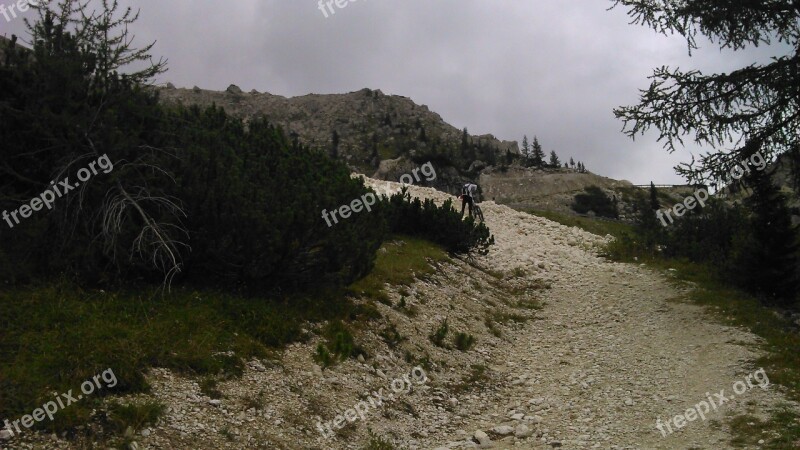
[459,182,478,218]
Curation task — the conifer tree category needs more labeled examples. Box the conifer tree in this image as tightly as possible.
[549,151,561,168]
[521,135,530,161]
[505,150,514,165]
[331,130,340,158]
[733,160,800,304]
[613,0,800,186]
[649,181,660,211]
[0,0,182,282]
[635,182,663,249]
[531,136,545,167]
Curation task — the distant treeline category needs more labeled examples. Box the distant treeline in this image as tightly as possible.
[630,180,799,307]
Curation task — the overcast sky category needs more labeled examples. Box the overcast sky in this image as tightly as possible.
[1,0,788,184]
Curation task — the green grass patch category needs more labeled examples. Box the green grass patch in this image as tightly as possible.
[484,316,503,338]
[379,323,408,350]
[314,320,366,368]
[349,235,449,301]
[728,407,800,449]
[362,430,396,450]
[0,281,376,435]
[454,332,476,351]
[524,208,633,239]
[429,319,449,348]
[451,364,490,394]
[103,400,165,435]
[199,377,223,400]
[377,144,398,161]
[491,311,530,324]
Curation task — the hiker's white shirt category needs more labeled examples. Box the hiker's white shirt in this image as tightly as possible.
[464,184,478,199]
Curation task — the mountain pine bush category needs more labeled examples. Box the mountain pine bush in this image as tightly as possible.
[0,1,494,291]
[159,107,387,289]
[571,186,619,219]
[382,189,494,256]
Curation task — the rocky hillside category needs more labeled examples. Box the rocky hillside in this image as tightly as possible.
[158,85,517,177]
[158,84,664,218]
[159,83,799,222]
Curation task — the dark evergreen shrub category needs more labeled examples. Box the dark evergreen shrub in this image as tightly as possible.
[159,108,387,289]
[382,189,494,255]
[571,186,619,219]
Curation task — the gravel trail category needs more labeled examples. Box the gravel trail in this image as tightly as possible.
[10,178,794,450]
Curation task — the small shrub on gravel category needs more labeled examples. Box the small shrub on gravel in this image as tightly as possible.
[395,296,420,317]
[220,427,236,442]
[379,323,408,349]
[242,391,266,411]
[492,311,529,324]
[362,430,396,450]
[199,377,223,399]
[104,401,165,435]
[315,344,335,369]
[484,316,503,338]
[454,332,476,351]
[314,320,366,368]
[429,319,450,348]
[452,364,490,394]
[516,299,542,310]
[404,351,433,372]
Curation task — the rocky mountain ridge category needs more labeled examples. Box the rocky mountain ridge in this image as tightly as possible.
[158,84,654,217]
[159,85,517,171]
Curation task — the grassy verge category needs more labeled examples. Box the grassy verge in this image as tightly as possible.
[0,282,378,437]
[0,234,448,442]
[524,208,633,238]
[525,209,800,448]
[349,235,449,304]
